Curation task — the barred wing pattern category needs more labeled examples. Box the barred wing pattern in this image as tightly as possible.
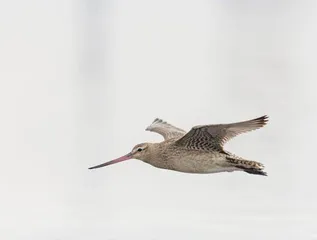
[145,118,187,140]
[175,115,268,151]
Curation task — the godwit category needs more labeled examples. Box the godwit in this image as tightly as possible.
[89,115,269,176]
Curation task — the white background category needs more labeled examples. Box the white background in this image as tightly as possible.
[0,0,316,239]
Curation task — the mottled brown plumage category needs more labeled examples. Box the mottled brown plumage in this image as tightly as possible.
[89,115,269,176]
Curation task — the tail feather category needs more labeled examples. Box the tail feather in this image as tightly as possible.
[242,168,267,176]
[226,156,267,176]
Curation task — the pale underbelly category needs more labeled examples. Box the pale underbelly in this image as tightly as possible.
[168,155,240,174]
[170,165,239,174]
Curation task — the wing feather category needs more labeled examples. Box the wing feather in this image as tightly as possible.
[175,115,268,151]
[145,118,186,140]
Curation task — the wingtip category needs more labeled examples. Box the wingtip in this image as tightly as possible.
[262,114,268,120]
[263,115,269,124]
[146,118,164,131]
[255,115,269,126]
[153,118,164,123]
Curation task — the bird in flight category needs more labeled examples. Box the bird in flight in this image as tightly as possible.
[89,115,269,176]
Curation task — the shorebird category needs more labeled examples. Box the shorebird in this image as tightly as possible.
[89,115,269,176]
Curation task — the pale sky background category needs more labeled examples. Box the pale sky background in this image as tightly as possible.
[0,0,316,239]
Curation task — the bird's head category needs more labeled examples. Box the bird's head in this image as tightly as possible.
[88,143,151,170]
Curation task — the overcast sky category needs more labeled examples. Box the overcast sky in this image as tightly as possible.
[0,0,316,239]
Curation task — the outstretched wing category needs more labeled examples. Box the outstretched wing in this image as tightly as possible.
[175,115,268,151]
[145,118,187,140]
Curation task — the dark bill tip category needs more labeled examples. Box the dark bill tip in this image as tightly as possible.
[88,153,132,170]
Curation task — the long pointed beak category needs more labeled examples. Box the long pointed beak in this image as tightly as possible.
[88,153,133,170]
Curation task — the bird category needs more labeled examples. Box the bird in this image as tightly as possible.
[89,115,269,176]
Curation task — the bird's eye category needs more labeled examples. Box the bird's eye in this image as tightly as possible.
[137,148,142,152]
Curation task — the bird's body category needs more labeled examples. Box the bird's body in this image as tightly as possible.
[138,140,264,175]
[143,143,233,174]
[89,115,269,176]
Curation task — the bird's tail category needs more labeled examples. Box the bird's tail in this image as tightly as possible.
[226,156,267,176]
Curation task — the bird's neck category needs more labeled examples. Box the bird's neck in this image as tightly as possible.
[143,142,168,169]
